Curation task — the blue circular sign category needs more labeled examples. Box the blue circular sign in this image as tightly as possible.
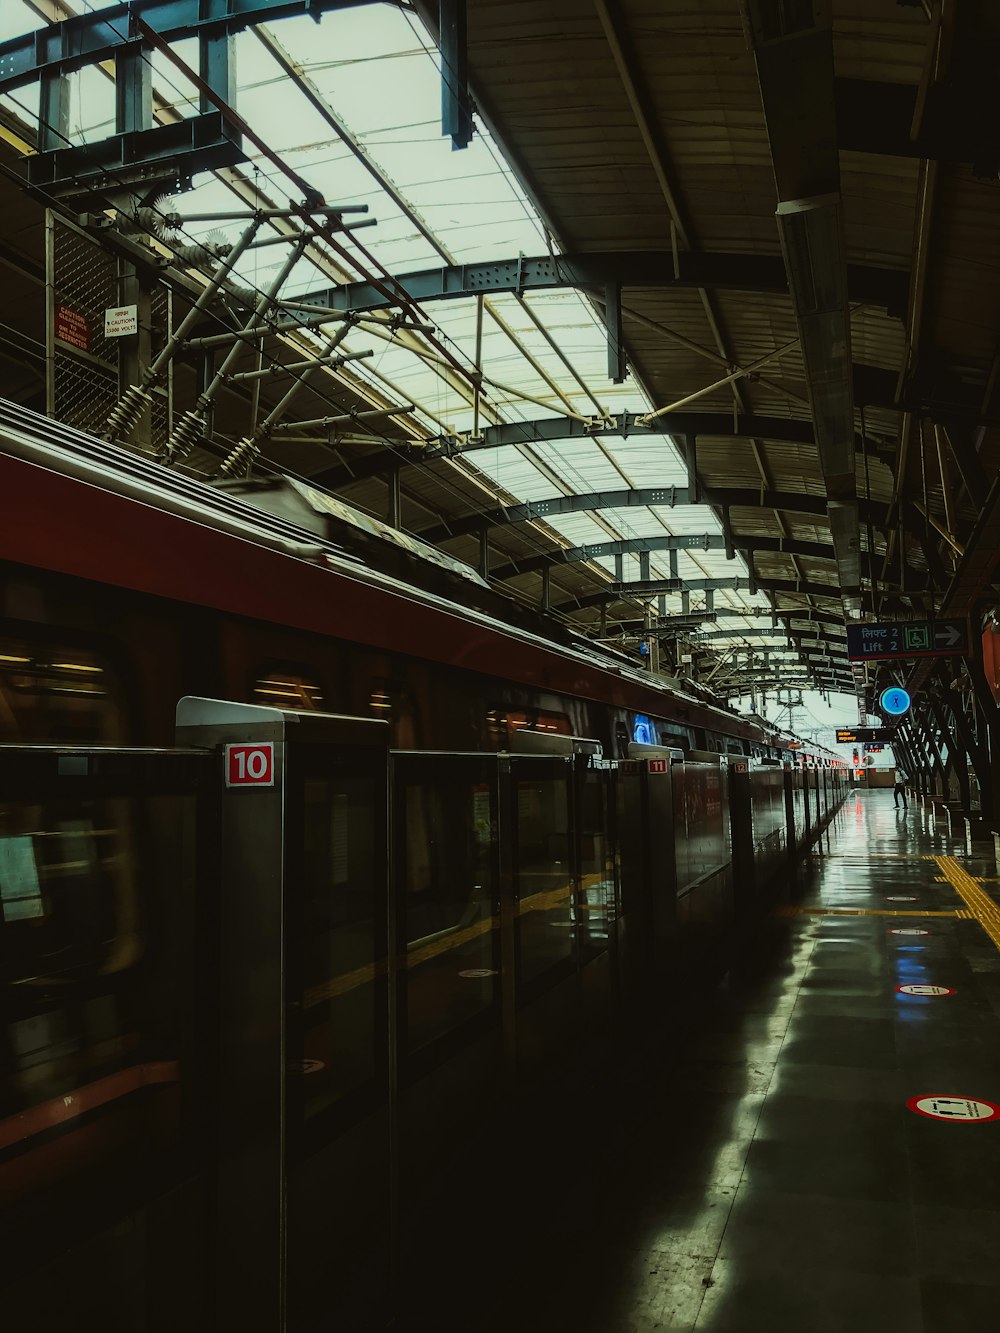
[880,686,911,716]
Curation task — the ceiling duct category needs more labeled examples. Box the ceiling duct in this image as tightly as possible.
[776,197,854,492]
[746,0,860,635]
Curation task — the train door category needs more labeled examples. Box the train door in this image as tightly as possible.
[672,750,733,974]
[726,755,754,916]
[573,743,619,1056]
[504,737,576,1081]
[390,750,502,1197]
[175,697,392,1333]
[783,759,796,857]
[0,742,214,1332]
[619,745,677,1009]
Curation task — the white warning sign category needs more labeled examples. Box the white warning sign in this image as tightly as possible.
[104,304,138,337]
[907,1094,1000,1123]
[896,984,955,997]
[889,928,930,936]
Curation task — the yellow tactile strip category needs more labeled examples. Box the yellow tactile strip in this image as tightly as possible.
[776,905,973,919]
[934,856,1000,953]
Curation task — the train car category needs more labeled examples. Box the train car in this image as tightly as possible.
[0,399,846,1329]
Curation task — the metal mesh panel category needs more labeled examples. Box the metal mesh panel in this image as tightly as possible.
[52,351,118,436]
[52,216,120,364]
[48,213,119,434]
[148,283,172,453]
[47,214,173,446]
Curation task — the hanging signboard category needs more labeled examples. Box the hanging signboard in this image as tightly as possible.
[835,727,892,744]
[846,620,967,661]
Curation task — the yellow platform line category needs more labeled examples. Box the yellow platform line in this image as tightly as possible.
[775,905,970,919]
[826,854,928,860]
[934,856,1000,953]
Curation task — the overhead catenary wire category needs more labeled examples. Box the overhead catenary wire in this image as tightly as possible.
[6,1,774,646]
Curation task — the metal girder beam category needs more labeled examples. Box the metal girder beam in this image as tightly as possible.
[682,626,841,642]
[415,486,904,547]
[621,606,846,628]
[834,75,1000,174]
[481,535,904,586]
[0,1,371,91]
[557,579,930,616]
[289,251,908,318]
[308,406,894,490]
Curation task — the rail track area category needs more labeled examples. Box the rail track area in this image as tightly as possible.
[415,790,1000,1333]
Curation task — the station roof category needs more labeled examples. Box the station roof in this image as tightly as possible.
[0,0,997,704]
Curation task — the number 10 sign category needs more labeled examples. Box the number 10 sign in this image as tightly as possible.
[226,742,275,787]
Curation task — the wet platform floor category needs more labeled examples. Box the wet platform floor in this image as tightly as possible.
[422,791,1000,1333]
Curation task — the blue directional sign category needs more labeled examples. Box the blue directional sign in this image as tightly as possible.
[880,686,911,716]
[846,619,967,661]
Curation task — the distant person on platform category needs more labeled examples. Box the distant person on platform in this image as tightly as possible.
[894,767,908,810]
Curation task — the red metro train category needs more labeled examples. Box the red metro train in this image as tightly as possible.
[0,399,847,1329]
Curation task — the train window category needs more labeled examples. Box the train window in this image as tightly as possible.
[490,708,571,744]
[514,762,573,987]
[0,637,122,743]
[575,768,616,962]
[254,669,323,710]
[0,777,206,1280]
[396,756,499,1057]
[367,679,420,747]
[633,714,655,745]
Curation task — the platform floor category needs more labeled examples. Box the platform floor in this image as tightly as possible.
[452,791,1000,1333]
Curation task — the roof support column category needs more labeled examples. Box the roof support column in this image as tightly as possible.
[928,690,968,808]
[605,280,626,383]
[39,62,69,153]
[966,634,1000,827]
[387,467,401,530]
[439,0,473,148]
[684,435,699,503]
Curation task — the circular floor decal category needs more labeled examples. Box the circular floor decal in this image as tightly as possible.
[886,896,917,902]
[459,968,498,979]
[908,1094,1000,1123]
[896,984,955,997]
[889,927,931,936]
[287,1058,328,1075]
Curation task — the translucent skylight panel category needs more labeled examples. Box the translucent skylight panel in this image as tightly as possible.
[462,449,562,504]
[544,512,617,549]
[604,437,688,486]
[647,504,717,534]
[528,442,627,491]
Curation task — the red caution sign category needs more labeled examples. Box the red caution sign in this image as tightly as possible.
[907,1094,1000,1123]
[55,304,90,351]
[226,742,274,787]
[647,758,668,774]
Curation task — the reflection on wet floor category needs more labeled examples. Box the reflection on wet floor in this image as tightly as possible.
[413,791,1000,1333]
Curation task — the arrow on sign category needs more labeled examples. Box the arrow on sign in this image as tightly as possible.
[935,624,963,649]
